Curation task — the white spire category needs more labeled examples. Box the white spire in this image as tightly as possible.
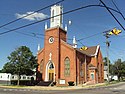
[37,44,41,51]
[65,24,67,31]
[45,22,48,30]
[73,36,77,48]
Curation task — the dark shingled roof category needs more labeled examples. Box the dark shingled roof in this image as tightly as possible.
[76,45,99,56]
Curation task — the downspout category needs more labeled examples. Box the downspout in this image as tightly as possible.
[75,50,77,86]
[95,55,98,83]
[58,27,61,79]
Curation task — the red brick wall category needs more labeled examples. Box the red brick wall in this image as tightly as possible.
[37,49,44,81]
[59,29,67,42]
[76,52,86,84]
[60,41,76,85]
[97,48,104,83]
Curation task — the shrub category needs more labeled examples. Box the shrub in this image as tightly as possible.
[68,81,74,86]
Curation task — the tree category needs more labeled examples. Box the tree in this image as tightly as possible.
[2,62,16,73]
[113,59,125,81]
[2,46,37,85]
[0,70,1,73]
[103,57,114,81]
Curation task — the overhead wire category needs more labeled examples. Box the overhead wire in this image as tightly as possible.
[111,0,125,20]
[67,3,113,46]
[75,3,111,46]
[0,0,64,29]
[2,27,73,41]
[1,1,125,63]
[0,4,102,35]
[0,3,121,31]
[0,3,124,36]
[77,32,102,41]
[99,0,125,31]
[2,27,43,39]
[109,47,124,60]
[0,3,123,36]
[76,32,102,48]
[0,2,124,50]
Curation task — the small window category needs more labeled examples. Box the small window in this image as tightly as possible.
[27,77,30,79]
[12,76,14,79]
[8,75,9,79]
[80,61,84,77]
[23,76,26,79]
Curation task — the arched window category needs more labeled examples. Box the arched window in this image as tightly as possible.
[64,57,70,76]
[80,60,84,77]
[40,59,43,73]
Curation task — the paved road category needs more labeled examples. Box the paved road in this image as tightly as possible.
[0,82,125,94]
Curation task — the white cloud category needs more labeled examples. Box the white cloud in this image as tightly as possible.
[15,12,48,21]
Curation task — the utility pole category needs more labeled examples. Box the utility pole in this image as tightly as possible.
[104,33,110,83]
[103,28,121,83]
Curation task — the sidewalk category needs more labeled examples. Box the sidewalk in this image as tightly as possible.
[0,83,106,90]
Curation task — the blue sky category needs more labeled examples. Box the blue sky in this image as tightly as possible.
[0,0,125,69]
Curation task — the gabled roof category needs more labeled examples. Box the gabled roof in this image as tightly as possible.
[76,45,100,57]
[61,40,74,50]
[61,40,100,57]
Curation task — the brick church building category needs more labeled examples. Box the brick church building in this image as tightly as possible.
[37,5,104,86]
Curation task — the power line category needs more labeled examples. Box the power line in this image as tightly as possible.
[0,3,121,30]
[2,27,73,41]
[110,46,125,52]
[2,27,43,39]
[0,4,100,35]
[15,32,43,39]
[0,0,64,29]
[0,4,109,36]
[77,40,86,47]
[109,47,124,60]
[77,32,102,41]
[0,4,124,36]
[99,0,125,31]
[111,0,125,20]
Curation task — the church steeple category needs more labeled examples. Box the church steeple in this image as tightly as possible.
[73,36,77,48]
[37,44,41,51]
[50,5,63,28]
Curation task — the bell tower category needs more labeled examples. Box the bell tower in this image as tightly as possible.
[43,5,66,81]
[50,5,63,28]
